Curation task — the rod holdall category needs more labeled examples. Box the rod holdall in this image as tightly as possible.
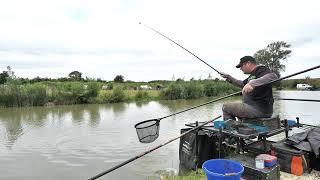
[179,128,227,171]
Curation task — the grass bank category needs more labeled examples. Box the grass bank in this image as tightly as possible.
[161,169,206,180]
[0,79,240,107]
[280,78,320,90]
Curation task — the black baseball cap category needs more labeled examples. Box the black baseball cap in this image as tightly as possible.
[236,56,256,68]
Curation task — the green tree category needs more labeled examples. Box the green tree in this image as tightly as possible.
[68,71,82,81]
[6,66,15,79]
[0,71,9,84]
[253,41,292,76]
[114,75,124,83]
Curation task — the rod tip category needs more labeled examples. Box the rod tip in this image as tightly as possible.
[138,22,142,24]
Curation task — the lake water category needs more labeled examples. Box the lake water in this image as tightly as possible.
[0,91,319,180]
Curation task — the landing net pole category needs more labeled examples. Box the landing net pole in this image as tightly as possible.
[88,115,222,180]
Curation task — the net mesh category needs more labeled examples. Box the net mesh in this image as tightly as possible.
[135,119,160,143]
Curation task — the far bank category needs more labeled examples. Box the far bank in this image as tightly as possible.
[0,78,319,108]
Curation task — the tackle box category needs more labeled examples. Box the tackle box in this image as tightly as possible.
[256,154,277,167]
[228,154,280,180]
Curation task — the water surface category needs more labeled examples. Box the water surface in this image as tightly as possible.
[0,91,319,180]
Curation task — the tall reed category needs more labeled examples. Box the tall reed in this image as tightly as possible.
[0,83,48,107]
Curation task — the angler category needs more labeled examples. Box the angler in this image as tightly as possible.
[221,55,278,121]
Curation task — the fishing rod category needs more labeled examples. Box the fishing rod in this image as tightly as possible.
[268,65,320,85]
[134,64,320,143]
[276,98,320,102]
[88,115,222,180]
[139,22,223,75]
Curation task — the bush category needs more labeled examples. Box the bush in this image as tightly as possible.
[50,82,85,105]
[81,82,100,103]
[160,83,184,100]
[134,90,150,101]
[184,81,204,99]
[204,81,219,97]
[100,86,127,103]
[204,81,240,97]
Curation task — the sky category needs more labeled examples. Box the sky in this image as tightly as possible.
[0,0,319,82]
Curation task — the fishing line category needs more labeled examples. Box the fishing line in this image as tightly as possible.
[139,22,223,75]
[276,98,320,102]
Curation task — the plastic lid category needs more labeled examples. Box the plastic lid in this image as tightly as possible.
[256,154,277,162]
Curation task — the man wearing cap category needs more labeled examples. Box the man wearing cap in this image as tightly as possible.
[221,56,278,121]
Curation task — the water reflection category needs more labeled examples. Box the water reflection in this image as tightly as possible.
[0,107,49,149]
[135,101,150,108]
[0,105,106,149]
[71,106,85,124]
[86,104,101,127]
[110,103,126,114]
[2,117,23,149]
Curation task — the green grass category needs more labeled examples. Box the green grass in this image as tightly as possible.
[0,80,240,107]
[161,169,206,180]
[280,78,320,90]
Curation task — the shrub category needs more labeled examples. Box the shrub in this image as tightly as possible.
[204,81,240,97]
[160,83,184,100]
[184,81,204,99]
[204,81,218,97]
[104,86,126,103]
[134,90,150,101]
[50,82,85,105]
[80,82,100,103]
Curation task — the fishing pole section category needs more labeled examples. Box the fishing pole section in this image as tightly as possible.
[88,115,222,180]
[139,22,223,75]
[135,65,320,143]
[276,98,320,102]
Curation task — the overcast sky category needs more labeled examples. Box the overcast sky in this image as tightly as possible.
[0,0,319,82]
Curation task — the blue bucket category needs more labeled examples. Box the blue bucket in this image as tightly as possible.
[202,159,244,180]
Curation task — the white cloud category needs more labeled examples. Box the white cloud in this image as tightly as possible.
[0,0,319,81]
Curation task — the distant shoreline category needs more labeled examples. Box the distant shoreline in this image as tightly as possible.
[0,78,319,108]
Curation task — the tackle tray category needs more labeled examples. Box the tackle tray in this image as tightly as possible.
[185,121,285,139]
